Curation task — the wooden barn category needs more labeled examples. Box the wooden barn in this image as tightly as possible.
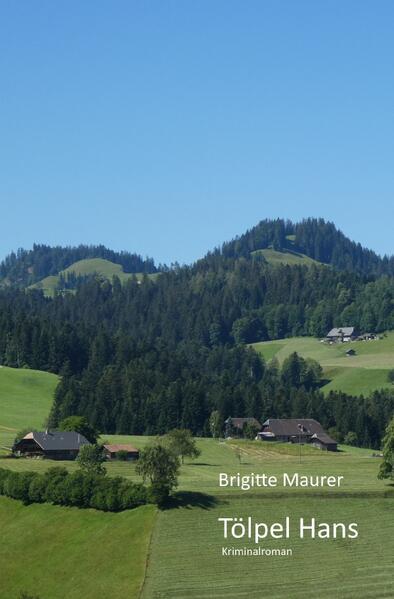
[14,431,90,460]
[310,432,338,452]
[103,444,140,460]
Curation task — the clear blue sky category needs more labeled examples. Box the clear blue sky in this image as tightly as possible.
[1,1,393,265]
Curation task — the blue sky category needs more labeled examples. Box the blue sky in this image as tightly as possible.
[1,1,393,265]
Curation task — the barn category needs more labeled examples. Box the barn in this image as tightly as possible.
[103,444,140,460]
[14,431,90,460]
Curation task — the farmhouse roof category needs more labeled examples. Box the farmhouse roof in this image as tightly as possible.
[103,444,139,453]
[262,419,325,437]
[326,327,355,338]
[225,417,261,429]
[20,431,90,451]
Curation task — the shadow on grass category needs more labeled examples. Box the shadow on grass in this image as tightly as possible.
[163,491,226,511]
[188,462,221,467]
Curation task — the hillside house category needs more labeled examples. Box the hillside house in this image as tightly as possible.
[256,418,337,451]
[225,417,261,438]
[326,327,356,343]
[14,431,90,460]
[103,444,139,460]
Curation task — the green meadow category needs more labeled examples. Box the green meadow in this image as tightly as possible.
[2,437,393,598]
[0,496,155,599]
[252,332,394,396]
[252,247,321,266]
[0,366,58,455]
[1,367,393,598]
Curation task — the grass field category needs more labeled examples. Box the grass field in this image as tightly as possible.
[252,332,394,396]
[0,366,58,454]
[1,435,393,598]
[251,248,321,266]
[1,366,393,598]
[30,258,159,296]
[0,496,155,599]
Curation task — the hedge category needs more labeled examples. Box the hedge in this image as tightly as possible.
[0,467,148,512]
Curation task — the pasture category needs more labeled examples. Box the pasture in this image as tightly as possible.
[252,332,394,396]
[2,437,393,598]
[0,367,393,598]
[0,366,58,455]
[0,496,155,599]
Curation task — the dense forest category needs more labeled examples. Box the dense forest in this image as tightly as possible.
[0,219,393,447]
[219,218,394,276]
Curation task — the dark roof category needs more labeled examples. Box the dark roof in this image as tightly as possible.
[19,431,90,451]
[262,419,325,437]
[225,417,261,429]
[311,433,337,445]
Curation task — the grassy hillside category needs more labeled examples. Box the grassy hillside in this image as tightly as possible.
[30,258,159,296]
[0,497,155,599]
[0,366,58,453]
[252,332,394,395]
[1,365,393,598]
[140,438,393,599]
[1,436,393,598]
[252,247,321,266]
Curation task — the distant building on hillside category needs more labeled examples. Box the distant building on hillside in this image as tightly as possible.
[326,327,357,343]
[346,348,356,356]
[103,444,139,460]
[14,431,90,460]
[256,418,337,451]
[225,417,261,438]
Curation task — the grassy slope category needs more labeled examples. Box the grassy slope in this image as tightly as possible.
[30,258,159,296]
[1,436,393,598]
[0,371,158,599]
[0,497,156,599]
[252,248,320,266]
[140,438,394,599]
[252,332,394,395]
[0,366,58,453]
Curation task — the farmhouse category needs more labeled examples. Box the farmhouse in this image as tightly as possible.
[14,430,90,460]
[103,444,139,460]
[328,326,357,342]
[256,418,337,451]
[326,327,357,343]
[225,417,262,438]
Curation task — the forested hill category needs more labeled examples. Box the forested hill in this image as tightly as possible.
[0,244,157,287]
[218,218,394,276]
[0,219,393,445]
